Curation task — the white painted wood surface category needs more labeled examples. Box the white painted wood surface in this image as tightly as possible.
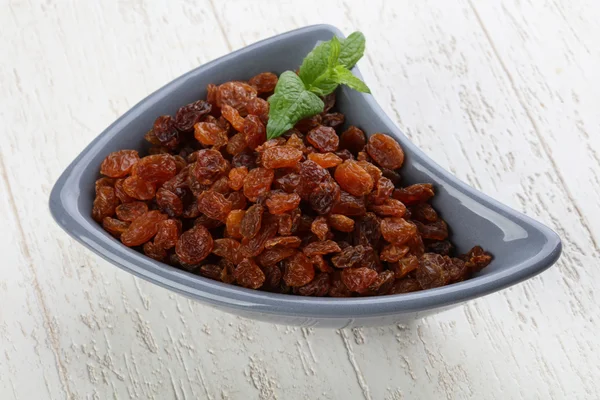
[1,0,599,398]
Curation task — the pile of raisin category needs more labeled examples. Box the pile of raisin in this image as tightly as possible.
[92,72,492,297]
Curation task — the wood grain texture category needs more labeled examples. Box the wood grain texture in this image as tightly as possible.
[1,0,598,398]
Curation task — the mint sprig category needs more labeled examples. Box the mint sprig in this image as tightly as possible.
[266,32,370,139]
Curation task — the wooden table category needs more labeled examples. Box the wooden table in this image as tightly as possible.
[2,1,598,398]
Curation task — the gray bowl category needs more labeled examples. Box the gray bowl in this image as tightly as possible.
[49,24,562,328]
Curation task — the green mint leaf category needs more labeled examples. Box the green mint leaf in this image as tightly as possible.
[266,71,324,139]
[333,65,371,93]
[339,31,365,69]
[328,36,341,68]
[298,41,331,88]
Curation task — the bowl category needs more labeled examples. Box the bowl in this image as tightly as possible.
[49,24,562,328]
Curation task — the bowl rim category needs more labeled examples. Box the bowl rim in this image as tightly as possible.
[49,24,562,318]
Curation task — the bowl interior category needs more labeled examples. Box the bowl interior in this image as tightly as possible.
[50,24,561,318]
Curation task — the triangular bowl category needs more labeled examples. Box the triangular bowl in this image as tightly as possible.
[49,24,562,328]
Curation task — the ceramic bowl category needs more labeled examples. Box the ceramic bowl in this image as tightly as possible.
[49,24,562,328]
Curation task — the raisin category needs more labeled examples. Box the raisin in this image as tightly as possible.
[341,267,378,292]
[297,273,331,296]
[216,81,257,116]
[334,150,354,164]
[225,209,245,239]
[407,234,425,257]
[416,253,448,289]
[196,264,221,280]
[334,160,374,196]
[156,188,183,217]
[190,149,228,184]
[261,146,303,169]
[256,247,295,268]
[142,241,167,261]
[283,251,315,287]
[368,270,395,295]
[241,204,263,239]
[255,138,286,153]
[414,220,448,241]
[381,218,417,245]
[321,113,345,129]
[227,191,247,210]
[357,151,370,162]
[162,167,190,195]
[154,219,180,250]
[366,133,405,170]
[226,132,248,156]
[150,116,179,149]
[426,240,453,256]
[321,92,336,113]
[274,173,301,194]
[331,191,366,216]
[95,177,115,193]
[328,214,355,232]
[182,200,201,219]
[329,272,352,297]
[357,160,382,184]
[307,152,343,168]
[309,178,341,215]
[228,167,248,191]
[393,184,434,205]
[303,240,341,257]
[248,72,278,93]
[243,167,274,202]
[389,255,419,279]
[234,258,265,289]
[194,122,228,147]
[331,245,370,269]
[92,186,118,222]
[370,198,407,217]
[310,255,333,273]
[175,225,213,265]
[100,150,139,178]
[102,217,130,238]
[115,201,149,222]
[445,257,469,283]
[265,192,301,214]
[196,190,232,222]
[133,154,177,185]
[339,126,366,155]
[380,244,410,263]
[277,213,293,236]
[353,213,381,247]
[310,217,329,241]
[389,279,422,294]
[306,126,339,153]
[219,259,236,283]
[297,160,329,199]
[246,97,269,124]
[409,203,438,222]
[265,236,302,249]
[294,115,322,133]
[462,246,493,272]
[210,176,231,195]
[206,83,218,107]
[286,133,306,152]
[121,210,167,247]
[239,214,278,257]
[261,265,282,292]
[220,104,245,132]
[174,100,212,131]
[243,114,266,150]
[212,238,242,264]
[369,176,394,205]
